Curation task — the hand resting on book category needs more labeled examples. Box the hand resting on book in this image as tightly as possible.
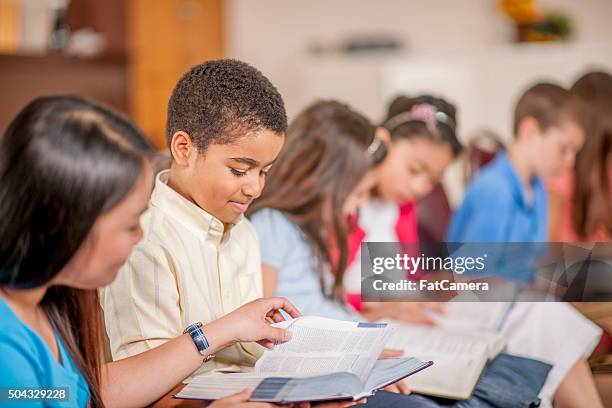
[378,349,411,395]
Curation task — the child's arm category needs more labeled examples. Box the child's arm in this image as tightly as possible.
[261,262,360,321]
[262,264,279,297]
[547,188,564,241]
[100,297,300,408]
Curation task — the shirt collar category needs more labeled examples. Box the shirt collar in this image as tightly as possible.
[496,151,544,210]
[150,169,241,244]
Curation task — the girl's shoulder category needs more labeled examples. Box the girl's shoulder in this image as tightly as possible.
[0,298,44,382]
[250,208,298,232]
[0,297,30,337]
[249,208,305,244]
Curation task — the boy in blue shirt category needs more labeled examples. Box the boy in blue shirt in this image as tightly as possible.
[448,83,584,243]
[447,83,605,408]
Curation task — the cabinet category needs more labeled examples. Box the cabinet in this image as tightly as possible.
[0,0,225,149]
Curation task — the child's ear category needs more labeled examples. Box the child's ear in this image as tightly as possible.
[516,116,541,142]
[375,127,392,147]
[170,131,195,166]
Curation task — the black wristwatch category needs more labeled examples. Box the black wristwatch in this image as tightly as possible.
[184,322,215,362]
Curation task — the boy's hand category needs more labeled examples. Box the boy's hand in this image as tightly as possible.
[209,297,301,348]
[377,348,411,394]
[364,302,445,326]
[383,381,411,395]
[361,301,445,325]
[402,302,445,326]
[208,389,281,407]
[378,348,404,359]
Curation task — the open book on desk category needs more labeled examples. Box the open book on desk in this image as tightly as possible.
[175,316,433,403]
[429,302,510,332]
[385,302,509,400]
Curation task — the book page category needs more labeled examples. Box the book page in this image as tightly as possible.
[272,317,390,353]
[385,323,498,399]
[250,372,363,403]
[176,372,363,402]
[430,302,508,332]
[254,317,393,383]
[363,357,433,392]
[254,352,361,375]
[403,354,487,399]
[386,324,504,360]
[176,373,267,400]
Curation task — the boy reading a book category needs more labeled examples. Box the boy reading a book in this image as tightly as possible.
[101,59,288,375]
[447,82,603,407]
[448,82,584,242]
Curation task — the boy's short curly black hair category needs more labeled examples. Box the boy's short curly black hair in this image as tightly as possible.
[166,59,287,152]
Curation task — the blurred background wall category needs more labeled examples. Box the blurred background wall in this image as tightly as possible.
[1,0,611,200]
[227,0,612,134]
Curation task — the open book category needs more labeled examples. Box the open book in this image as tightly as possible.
[175,316,432,403]
[385,302,509,400]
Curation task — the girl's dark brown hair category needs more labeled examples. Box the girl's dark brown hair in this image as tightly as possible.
[571,71,612,239]
[0,95,154,407]
[248,100,386,299]
[383,94,462,156]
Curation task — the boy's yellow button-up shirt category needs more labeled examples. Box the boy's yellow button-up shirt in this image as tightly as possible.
[100,169,264,377]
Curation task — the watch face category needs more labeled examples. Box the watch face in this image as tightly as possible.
[185,322,211,357]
